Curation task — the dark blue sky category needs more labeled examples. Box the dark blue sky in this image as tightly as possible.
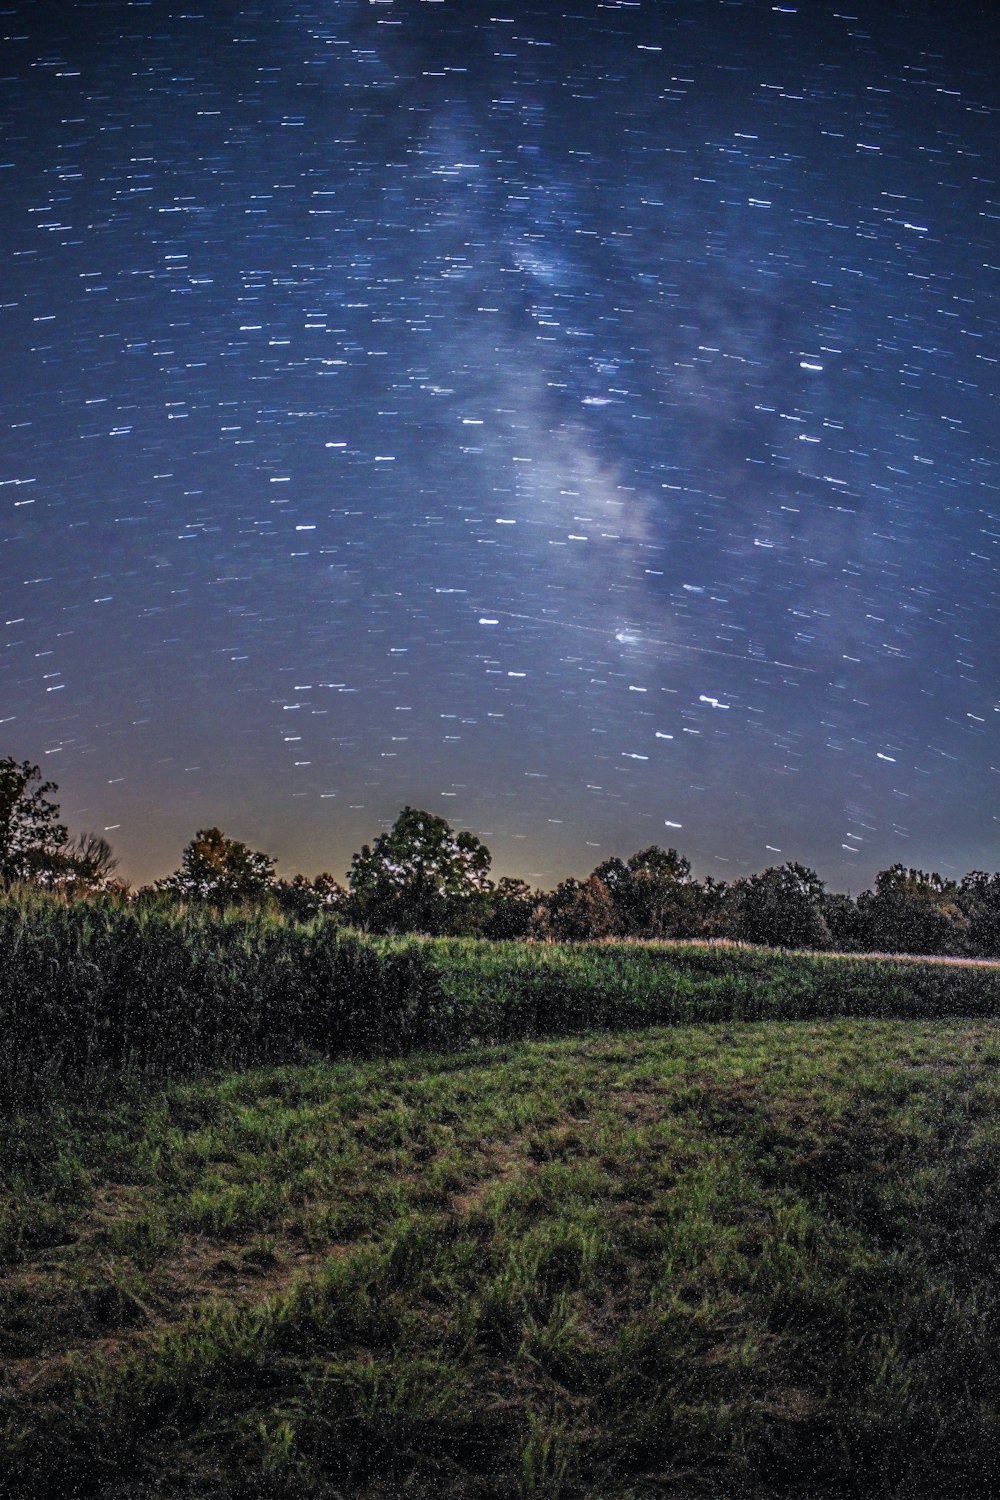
[2,0,998,890]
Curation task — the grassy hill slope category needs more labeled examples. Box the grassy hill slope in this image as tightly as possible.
[4,1017,1000,1498]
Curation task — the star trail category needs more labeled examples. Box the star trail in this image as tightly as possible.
[1,0,998,891]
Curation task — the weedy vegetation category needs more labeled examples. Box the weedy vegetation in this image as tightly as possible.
[3,901,1000,1496]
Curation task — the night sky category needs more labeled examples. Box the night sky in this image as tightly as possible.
[2,0,998,892]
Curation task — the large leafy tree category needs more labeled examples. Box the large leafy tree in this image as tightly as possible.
[348,806,493,934]
[821,890,867,952]
[957,871,1000,957]
[484,876,537,939]
[157,827,276,905]
[0,757,69,885]
[593,846,695,937]
[533,874,619,942]
[728,862,832,950]
[857,865,966,956]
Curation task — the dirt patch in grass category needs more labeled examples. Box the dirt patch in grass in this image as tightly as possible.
[450,1135,540,1215]
[0,1211,332,1398]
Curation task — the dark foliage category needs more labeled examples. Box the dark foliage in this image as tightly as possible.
[347,806,494,935]
[156,827,276,904]
[0,897,432,1094]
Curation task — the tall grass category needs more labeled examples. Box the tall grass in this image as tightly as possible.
[3,891,1000,1095]
[0,894,426,1093]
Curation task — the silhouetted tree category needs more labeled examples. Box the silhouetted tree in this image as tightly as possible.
[532,875,619,941]
[591,857,631,906]
[728,862,831,949]
[157,827,276,905]
[484,876,537,939]
[623,845,697,937]
[53,831,120,895]
[858,865,966,955]
[0,757,69,886]
[347,806,493,934]
[957,871,1000,957]
[822,890,866,952]
[692,875,732,939]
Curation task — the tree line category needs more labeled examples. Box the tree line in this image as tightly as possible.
[2,754,998,958]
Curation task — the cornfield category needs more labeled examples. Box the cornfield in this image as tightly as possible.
[2,890,999,1097]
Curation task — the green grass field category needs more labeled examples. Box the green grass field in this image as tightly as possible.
[5,1016,1000,1498]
